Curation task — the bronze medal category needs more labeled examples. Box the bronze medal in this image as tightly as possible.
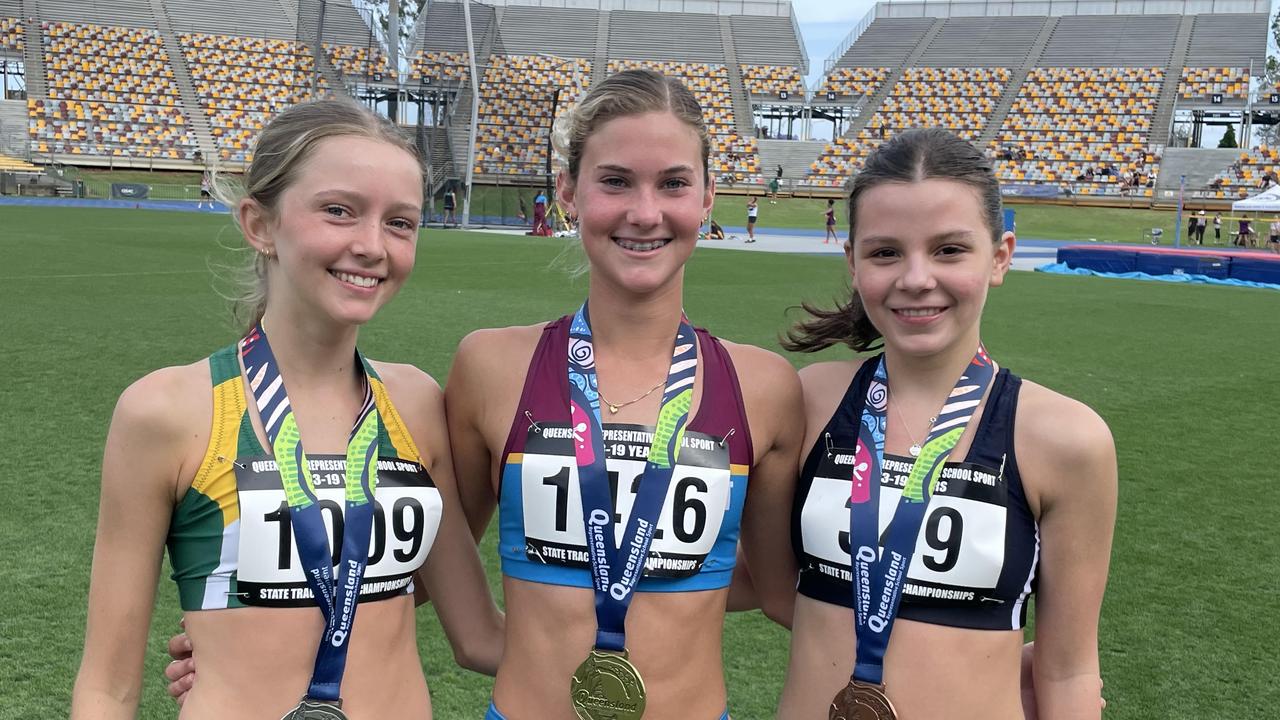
[281,697,349,720]
[570,648,647,720]
[829,680,897,720]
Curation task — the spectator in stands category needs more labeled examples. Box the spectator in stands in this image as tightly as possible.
[76,98,503,719]
[443,186,457,226]
[1209,177,1225,191]
[1261,170,1278,189]
[776,163,784,183]
[444,68,800,720]
[773,127,1114,720]
[747,195,759,242]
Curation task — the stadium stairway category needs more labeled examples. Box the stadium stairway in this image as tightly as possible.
[20,0,44,97]
[591,12,609,87]
[758,138,827,189]
[1153,147,1243,195]
[717,16,754,137]
[448,11,501,183]
[149,0,216,162]
[977,17,1058,147]
[842,18,945,139]
[1149,15,1195,146]
[0,99,29,154]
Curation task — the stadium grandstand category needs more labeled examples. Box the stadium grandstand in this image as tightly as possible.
[0,0,1274,214]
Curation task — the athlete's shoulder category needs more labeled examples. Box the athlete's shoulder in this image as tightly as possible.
[716,339,802,424]
[115,359,211,429]
[797,357,863,391]
[369,361,444,416]
[716,339,799,388]
[455,322,550,367]
[370,360,442,400]
[109,359,214,473]
[1014,379,1115,480]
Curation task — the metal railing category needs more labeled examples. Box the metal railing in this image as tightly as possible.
[822,6,878,76]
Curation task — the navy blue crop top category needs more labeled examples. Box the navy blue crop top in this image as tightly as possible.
[793,357,1040,630]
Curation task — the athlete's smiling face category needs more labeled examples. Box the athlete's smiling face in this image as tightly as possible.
[244,135,422,330]
[847,177,1013,360]
[558,110,714,296]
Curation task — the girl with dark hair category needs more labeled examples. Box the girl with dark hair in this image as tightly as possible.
[74,98,504,719]
[447,68,802,720]
[777,128,1115,719]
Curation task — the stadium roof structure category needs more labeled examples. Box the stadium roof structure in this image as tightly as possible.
[873,0,1270,18]
[452,0,796,16]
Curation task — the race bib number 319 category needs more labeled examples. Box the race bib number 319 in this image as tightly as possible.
[235,454,442,607]
[520,423,732,578]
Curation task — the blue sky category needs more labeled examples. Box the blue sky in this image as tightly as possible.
[790,0,1279,88]
[791,0,877,87]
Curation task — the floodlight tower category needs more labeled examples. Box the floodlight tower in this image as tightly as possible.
[460,0,480,229]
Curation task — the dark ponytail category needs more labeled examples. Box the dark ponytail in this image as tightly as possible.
[782,293,882,353]
[783,128,1002,354]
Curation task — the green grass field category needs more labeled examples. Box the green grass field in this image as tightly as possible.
[1,206,1277,718]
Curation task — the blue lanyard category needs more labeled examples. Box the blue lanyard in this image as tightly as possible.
[240,326,380,702]
[566,303,698,651]
[848,348,995,685]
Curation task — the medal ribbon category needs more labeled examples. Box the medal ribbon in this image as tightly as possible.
[848,346,995,685]
[567,303,698,652]
[240,325,380,702]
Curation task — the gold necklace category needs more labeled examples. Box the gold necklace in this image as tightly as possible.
[598,379,666,414]
[893,405,936,458]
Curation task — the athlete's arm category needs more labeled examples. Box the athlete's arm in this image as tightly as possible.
[381,362,505,675]
[444,329,503,542]
[731,343,804,629]
[72,366,199,719]
[1018,385,1116,720]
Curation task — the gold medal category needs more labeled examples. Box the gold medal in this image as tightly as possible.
[570,648,647,720]
[829,680,897,720]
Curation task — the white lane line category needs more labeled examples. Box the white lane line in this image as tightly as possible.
[0,270,208,280]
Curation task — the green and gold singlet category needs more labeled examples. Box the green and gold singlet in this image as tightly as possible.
[167,344,442,610]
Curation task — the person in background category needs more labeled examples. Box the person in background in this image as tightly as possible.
[746,195,759,243]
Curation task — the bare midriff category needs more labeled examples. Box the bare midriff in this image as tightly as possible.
[178,596,430,719]
[491,577,730,720]
[779,594,1024,720]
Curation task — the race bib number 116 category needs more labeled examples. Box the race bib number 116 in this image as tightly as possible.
[519,423,732,578]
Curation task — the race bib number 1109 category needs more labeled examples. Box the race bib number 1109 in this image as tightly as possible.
[235,454,442,607]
